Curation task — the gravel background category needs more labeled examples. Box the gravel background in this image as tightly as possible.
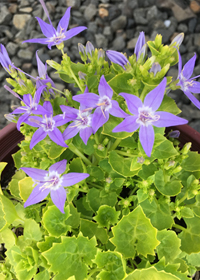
[1,0,200,132]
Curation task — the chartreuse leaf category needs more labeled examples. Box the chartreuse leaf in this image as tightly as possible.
[179,215,200,254]
[86,166,104,182]
[8,169,26,199]
[80,219,108,244]
[43,205,71,237]
[73,134,95,156]
[24,219,42,242]
[0,227,16,250]
[109,151,138,177]
[125,267,179,280]
[65,202,80,229]
[42,235,97,280]
[181,151,200,172]
[102,115,133,139]
[94,205,120,228]
[18,177,34,201]
[0,194,19,227]
[111,205,159,258]
[139,198,173,230]
[156,229,181,264]
[69,157,85,173]
[155,170,182,196]
[12,150,22,169]
[37,236,61,253]
[108,73,133,94]
[152,139,178,159]
[94,251,126,280]
[193,194,200,217]
[34,270,50,280]
[86,188,117,212]
[0,162,7,194]
[109,178,125,194]
[0,202,7,232]
[187,251,200,267]
[158,95,181,115]
[6,245,38,280]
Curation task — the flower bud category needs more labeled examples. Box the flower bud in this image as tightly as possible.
[86,41,95,56]
[78,71,87,80]
[98,48,105,59]
[182,142,192,154]
[168,130,180,138]
[4,113,16,122]
[150,62,161,76]
[170,33,184,47]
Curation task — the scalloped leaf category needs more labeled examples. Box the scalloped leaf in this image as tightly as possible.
[0,194,19,225]
[158,95,181,115]
[86,166,104,182]
[108,73,133,94]
[179,215,200,254]
[80,219,108,244]
[42,235,97,280]
[43,205,71,237]
[109,151,138,177]
[86,188,117,212]
[125,267,179,280]
[152,139,178,159]
[94,205,120,228]
[94,251,126,280]
[34,270,50,280]
[156,229,181,264]
[181,151,200,172]
[0,228,16,250]
[111,205,159,258]
[139,198,173,230]
[24,219,42,242]
[155,170,182,196]
[18,177,34,201]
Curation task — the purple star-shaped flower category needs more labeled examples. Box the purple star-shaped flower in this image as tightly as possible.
[21,159,89,213]
[177,50,200,109]
[113,78,188,157]
[5,85,47,130]
[23,1,87,49]
[0,44,15,74]
[25,101,69,149]
[73,75,128,133]
[61,105,93,145]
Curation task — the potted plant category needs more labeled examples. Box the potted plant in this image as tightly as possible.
[1,1,200,279]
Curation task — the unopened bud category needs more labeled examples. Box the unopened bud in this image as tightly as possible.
[98,144,105,151]
[103,137,109,146]
[78,71,87,80]
[168,130,180,138]
[98,48,105,59]
[86,41,95,56]
[172,166,182,174]
[150,62,161,76]
[4,113,16,122]
[149,189,155,196]
[78,43,85,54]
[170,33,184,47]
[182,142,192,154]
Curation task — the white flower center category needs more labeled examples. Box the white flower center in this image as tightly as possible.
[179,72,194,91]
[41,171,63,191]
[73,110,92,129]
[41,115,55,131]
[136,106,159,127]
[48,28,66,44]
[97,95,112,116]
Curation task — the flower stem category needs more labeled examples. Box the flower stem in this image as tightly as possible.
[178,192,188,205]
[68,143,92,165]
[108,138,121,151]
[51,87,64,95]
[69,67,84,93]
[116,150,136,157]
[172,223,187,232]
[86,267,101,279]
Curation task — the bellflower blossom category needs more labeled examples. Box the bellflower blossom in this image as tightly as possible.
[177,50,200,109]
[4,85,47,130]
[73,75,129,133]
[113,78,188,157]
[0,44,15,74]
[23,0,87,49]
[61,105,94,145]
[25,101,70,149]
[106,50,130,70]
[21,160,89,213]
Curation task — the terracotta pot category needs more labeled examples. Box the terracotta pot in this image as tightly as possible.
[0,123,24,163]
[0,123,200,164]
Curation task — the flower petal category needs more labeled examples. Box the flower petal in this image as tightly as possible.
[34,85,46,104]
[35,17,56,38]
[17,113,29,131]
[64,26,87,40]
[119,93,142,115]
[36,51,46,78]
[188,81,200,94]
[43,101,53,114]
[182,53,196,80]
[79,127,93,145]
[139,125,154,157]
[62,173,89,187]
[144,78,166,111]
[63,124,79,141]
[98,75,113,99]
[48,128,68,147]
[177,50,182,75]
[112,116,140,133]
[30,128,47,150]
[23,94,32,107]
[110,100,129,118]
[134,31,145,60]
[106,50,129,69]
[24,183,50,208]
[73,93,99,107]
[20,167,48,181]
[50,187,66,213]
[92,107,109,133]
[57,7,71,33]
[22,38,50,45]
[154,111,188,127]
[183,90,200,110]
[49,159,67,174]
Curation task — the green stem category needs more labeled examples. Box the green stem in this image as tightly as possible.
[115,150,136,158]
[178,192,188,205]
[94,133,100,145]
[87,267,101,279]
[88,182,103,189]
[140,86,148,102]
[69,67,84,92]
[68,143,92,166]
[51,87,64,95]
[81,214,93,220]
[108,138,121,151]
[129,185,139,196]
[172,223,187,232]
